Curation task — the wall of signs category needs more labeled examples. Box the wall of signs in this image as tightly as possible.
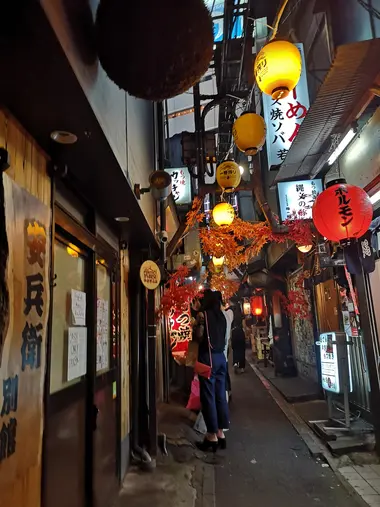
[277,179,323,221]
[263,43,310,169]
[0,172,51,507]
[165,168,192,206]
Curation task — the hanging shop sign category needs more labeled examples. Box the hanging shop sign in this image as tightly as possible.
[168,305,192,363]
[319,332,353,394]
[262,43,309,168]
[0,174,51,486]
[165,168,192,205]
[140,260,161,290]
[277,179,322,221]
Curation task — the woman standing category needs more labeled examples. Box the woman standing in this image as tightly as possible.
[231,305,246,373]
[195,290,229,452]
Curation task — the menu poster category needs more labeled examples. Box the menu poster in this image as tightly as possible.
[97,298,109,372]
[71,289,86,326]
[67,327,87,381]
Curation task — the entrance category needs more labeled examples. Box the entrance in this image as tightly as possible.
[43,205,120,507]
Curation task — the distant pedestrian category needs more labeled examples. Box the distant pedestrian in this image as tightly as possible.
[231,305,246,373]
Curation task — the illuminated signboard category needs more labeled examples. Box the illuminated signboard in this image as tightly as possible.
[166,168,192,206]
[168,305,192,363]
[263,43,309,169]
[205,0,243,42]
[278,179,322,221]
[320,332,353,394]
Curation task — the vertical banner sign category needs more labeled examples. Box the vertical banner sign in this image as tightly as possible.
[168,305,192,364]
[0,174,51,488]
[263,43,310,169]
[165,168,192,206]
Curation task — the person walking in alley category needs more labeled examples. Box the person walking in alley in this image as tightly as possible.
[231,304,246,374]
[194,290,229,452]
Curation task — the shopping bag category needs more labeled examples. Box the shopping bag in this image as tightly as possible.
[186,375,201,411]
[185,340,199,367]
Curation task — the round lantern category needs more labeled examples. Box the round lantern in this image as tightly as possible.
[216,161,241,192]
[95,0,214,101]
[232,113,266,156]
[250,295,264,316]
[254,41,302,100]
[312,183,373,242]
[212,256,225,272]
[243,298,251,316]
[297,244,313,254]
[212,202,235,226]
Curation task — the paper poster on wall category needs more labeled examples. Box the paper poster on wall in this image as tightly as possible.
[97,299,109,372]
[71,289,86,326]
[67,327,87,381]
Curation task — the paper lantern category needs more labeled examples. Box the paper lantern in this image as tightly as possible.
[232,113,266,156]
[312,183,373,242]
[250,295,264,316]
[216,161,241,192]
[297,244,313,253]
[243,298,251,316]
[254,41,302,100]
[95,0,213,101]
[212,256,225,272]
[212,202,235,226]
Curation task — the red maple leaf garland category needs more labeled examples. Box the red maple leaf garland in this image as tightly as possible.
[276,274,312,321]
[158,265,203,317]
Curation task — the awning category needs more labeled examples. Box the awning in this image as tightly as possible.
[275,38,380,184]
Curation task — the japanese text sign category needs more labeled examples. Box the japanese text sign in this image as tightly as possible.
[0,174,51,484]
[165,168,192,206]
[168,306,192,363]
[278,179,323,221]
[263,43,309,168]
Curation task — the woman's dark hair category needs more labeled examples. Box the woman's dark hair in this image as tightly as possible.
[232,303,243,328]
[202,289,223,312]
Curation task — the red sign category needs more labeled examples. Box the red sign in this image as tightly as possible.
[168,305,192,363]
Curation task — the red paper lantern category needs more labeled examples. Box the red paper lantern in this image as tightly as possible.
[312,183,372,242]
[250,295,264,316]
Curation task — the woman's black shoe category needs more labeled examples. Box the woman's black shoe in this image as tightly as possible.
[218,437,227,450]
[196,439,218,453]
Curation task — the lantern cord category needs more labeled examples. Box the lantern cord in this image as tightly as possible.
[269,0,290,41]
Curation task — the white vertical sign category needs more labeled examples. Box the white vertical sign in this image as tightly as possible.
[67,327,87,381]
[263,43,310,169]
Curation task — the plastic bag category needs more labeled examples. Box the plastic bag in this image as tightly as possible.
[186,374,201,411]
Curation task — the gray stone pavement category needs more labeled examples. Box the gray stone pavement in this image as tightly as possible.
[215,363,362,507]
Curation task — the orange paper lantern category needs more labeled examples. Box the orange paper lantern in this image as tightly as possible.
[250,295,264,316]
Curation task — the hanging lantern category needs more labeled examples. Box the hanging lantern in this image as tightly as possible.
[312,183,373,243]
[212,202,235,226]
[232,113,266,156]
[254,40,302,100]
[212,256,225,272]
[216,161,241,192]
[297,244,313,254]
[67,244,79,258]
[250,295,265,316]
[243,298,251,316]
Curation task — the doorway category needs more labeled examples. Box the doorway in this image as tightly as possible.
[43,206,120,507]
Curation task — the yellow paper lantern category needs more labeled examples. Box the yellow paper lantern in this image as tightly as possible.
[232,113,266,156]
[212,256,225,272]
[297,244,313,253]
[254,40,302,100]
[216,161,241,192]
[212,202,235,226]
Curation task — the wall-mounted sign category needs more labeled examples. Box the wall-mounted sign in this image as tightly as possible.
[263,43,309,168]
[140,260,161,290]
[165,168,192,206]
[319,332,353,394]
[168,305,192,364]
[278,179,323,221]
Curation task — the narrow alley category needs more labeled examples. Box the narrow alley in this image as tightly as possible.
[215,363,359,507]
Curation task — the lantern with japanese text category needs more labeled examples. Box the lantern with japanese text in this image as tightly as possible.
[250,295,265,316]
[212,202,235,226]
[168,305,192,364]
[312,183,373,243]
[232,113,266,156]
[243,298,251,316]
[254,41,302,100]
[216,161,241,192]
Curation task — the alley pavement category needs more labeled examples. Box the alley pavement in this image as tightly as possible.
[215,363,361,507]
